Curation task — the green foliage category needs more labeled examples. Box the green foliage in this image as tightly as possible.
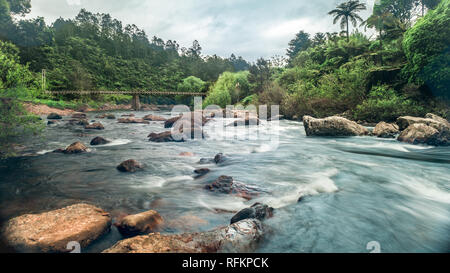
[203,71,250,107]
[328,0,367,41]
[354,85,425,122]
[286,31,311,62]
[0,40,38,89]
[402,0,450,100]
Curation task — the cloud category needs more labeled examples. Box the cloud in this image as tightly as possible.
[27,0,376,62]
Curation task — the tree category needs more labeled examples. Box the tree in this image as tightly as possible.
[415,0,442,16]
[312,32,327,47]
[403,0,449,100]
[287,31,311,62]
[328,0,367,41]
[374,0,415,23]
[7,0,30,16]
[248,58,272,93]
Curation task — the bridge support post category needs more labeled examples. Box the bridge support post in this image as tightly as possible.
[131,94,141,111]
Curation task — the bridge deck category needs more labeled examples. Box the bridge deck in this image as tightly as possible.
[45,90,207,96]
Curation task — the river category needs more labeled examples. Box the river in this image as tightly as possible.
[0,110,449,253]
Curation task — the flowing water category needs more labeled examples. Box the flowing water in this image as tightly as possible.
[0,110,449,253]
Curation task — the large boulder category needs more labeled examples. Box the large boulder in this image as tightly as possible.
[84,122,104,130]
[117,118,150,124]
[396,116,447,131]
[90,136,110,146]
[373,122,400,138]
[47,113,62,120]
[164,113,209,129]
[204,176,260,200]
[63,142,87,154]
[1,204,111,253]
[117,159,143,172]
[143,114,167,121]
[230,203,274,224]
[103,219,263,253]
[397,123,447,146]
[148,131,181,143]
[425,113,450,127]
[303,115,369,136]
[114,210,164,237]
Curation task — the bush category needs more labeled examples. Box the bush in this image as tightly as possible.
[353,85,426,122]
[402,0,450,100]
[203,71,250,108]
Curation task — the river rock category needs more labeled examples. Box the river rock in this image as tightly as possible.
[121,114,135,117]
[214,153,226,164]
[47,113,62,120]
[194,168,210,178]
[179,152,194,157]
[396,116,447,131]
[114,210,164,237]
[117,159,143,172]
[118,118,150,124]
[267,115,284,121]
[84,122,104,130]
[77,119,89,126]
[90,136,110,146]
[1,203,111,253]
[148,131,180,142]
[373,122,400,138]
[143,114,167,121]
[204,176,259,200]
[230,203,274,224]
[103,218,263,253]
[47,120,57,125]
[425,113,450,127]
[397,123,447,146]
[164,113,209,129]
[71,113,87,119]
[63,142,87,154]
[303,115,369,136]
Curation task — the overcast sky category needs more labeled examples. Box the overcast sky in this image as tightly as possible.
[25,0,376,61]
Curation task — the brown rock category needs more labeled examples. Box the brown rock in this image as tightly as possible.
[373,122,400,138]
[84,122,104,130]
[303,115,369,136]
[179,152,194,156]
[118,118,149,124]
[90,136,110,146]
[47,113,62,120]
[425,113,450,127]
[397,123,442,145]
[396,116,447,131]
[1,204,111,253]
[230,203,274,224]
[115,210,164,237]
[148,131,180,142]
[143,114,167,121]
[103,219,263,253]
[71,113,87,119]
[64,142,87,154]
[117,159,143,172]
[204,176,260,200]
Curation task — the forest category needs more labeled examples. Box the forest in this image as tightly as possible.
[0,0,449,155]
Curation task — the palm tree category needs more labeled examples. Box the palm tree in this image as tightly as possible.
[328,0,367,41]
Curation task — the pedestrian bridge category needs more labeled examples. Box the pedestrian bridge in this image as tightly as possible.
[45,90,207,110]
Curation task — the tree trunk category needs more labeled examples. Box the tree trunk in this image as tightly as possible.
[346,16,349,42]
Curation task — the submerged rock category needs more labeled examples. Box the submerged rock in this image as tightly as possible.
[214,153,226,164]
[227,117,260,127]
[47,113,62,120]
[103,219,263,253]
[194,168,210,178]
[143,114,167,121]
[114,210,164,237]
[148,131,181,143]
[164,113,209,129]
[90,136,110,146]
[204,176,260,200]
[267,115,284,121]
[303,115,369,136]
[373,122,400,138]
[230,203,274,224]
[117,159,143,172]
[77,119,89,126]
[84,122,104,130]
[179,152,194,157]
[1,203,111,253]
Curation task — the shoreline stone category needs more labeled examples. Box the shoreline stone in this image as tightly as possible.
[303,115,369,136]
[1,204,111,253]
[103,219,264,253]
[114,210,164,237]
[373,122,400,138]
